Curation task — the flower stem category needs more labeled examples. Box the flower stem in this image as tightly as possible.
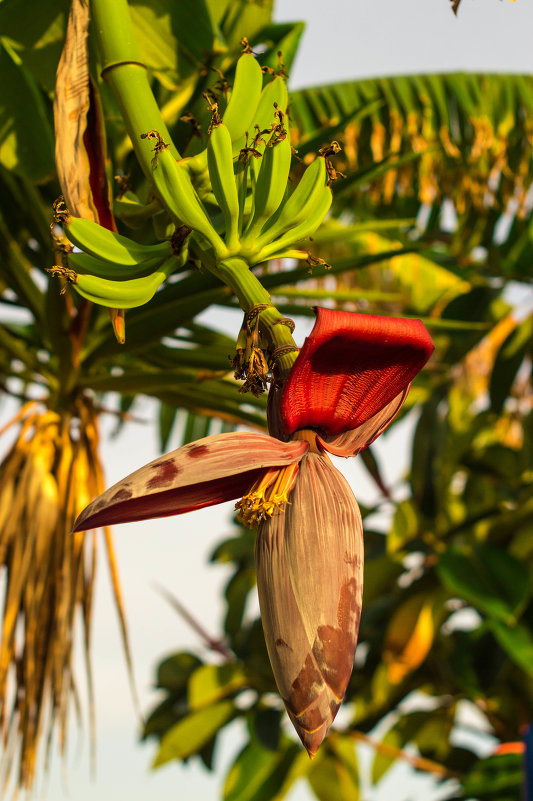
[89,0,179,180]
[216,258,299,377]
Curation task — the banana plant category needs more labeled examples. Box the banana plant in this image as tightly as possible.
[0,0,430,789]
[0,0,531,797]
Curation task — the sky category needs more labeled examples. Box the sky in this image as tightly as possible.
[2,0,533,799]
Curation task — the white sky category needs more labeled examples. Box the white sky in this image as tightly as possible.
[2,0,533,799]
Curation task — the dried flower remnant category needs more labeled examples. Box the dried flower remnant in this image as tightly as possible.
[231,305,273,397]
[318,141,346,184]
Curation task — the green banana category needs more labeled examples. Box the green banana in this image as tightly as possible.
[235,156,250,236]
[60,214,172,266]
[113,195,162,229]
[250,184,333,265]
[67,249,168,281]
[142,131,229,261]
[222,53,264,144]
[233,75,289,157]
[241,129,292,245]
[186,53,264,176]
[264,248,308,261]
[207,122,240,251]
[188,231,216,270]
[152,209,176,241]
[71,255,178,309]
[255,156,329,249]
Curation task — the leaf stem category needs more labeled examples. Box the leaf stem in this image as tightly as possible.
[349,731,461,779]
[153,584,233,659]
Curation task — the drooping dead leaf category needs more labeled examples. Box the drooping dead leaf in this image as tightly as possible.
[450,0,462,15]
[53,0,125,342]
[54,0,94,220]
[0,400,136,791]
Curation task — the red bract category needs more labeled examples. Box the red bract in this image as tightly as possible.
[73,433,308,532]
[73,308,434,758]
[280,307,434,440]
[256,451,363,756]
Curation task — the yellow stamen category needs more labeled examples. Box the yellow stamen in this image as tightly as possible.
[236,462,300,528]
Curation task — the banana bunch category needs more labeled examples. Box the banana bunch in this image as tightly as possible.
[50,52,334,316]
[51,203,185,309]
[118,55,331,271]
[190,52,333,265]
[204,117,332,267]
[59,211,173,270]
[128,54,287,262]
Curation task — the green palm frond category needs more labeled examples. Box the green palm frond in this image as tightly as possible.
[291,73,533,211]
[290,73,533,280]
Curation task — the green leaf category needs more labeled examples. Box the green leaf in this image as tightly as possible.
[0,39,55,181]
[0,222,45,324]
[460,753,523,799]
[336,149,426,195]
[488,619,533,679]
[182,410,212,445]
[251,22,305,77]
[188,663,249,710]
[152,700,236,766]
[143,695,186,739]
[252,708,282,752]
[412,709,454,761]
[129,0,217,88]
[210,531,255,565]
[0,0,69,93]
[80,367,215,393]
[308,738,360,801]
[199,736,217,772]
[82,280,225,360]
[410,393,442,518]
[372,711,431,784]
[0,324,49,376]
[371,705,457,783]
[297,99,384,161]
[490,315,533,414]
[290,74,533,281]
[223,740,303,801]
[437,545,532,625]
[155,388,267,430]
[159,401,178,450]
[224,567,256,641]
[387,499,420,554]
[156,651,203,690]
[78,370,268,431]
[214,0,273,51]
[362,556,403,606]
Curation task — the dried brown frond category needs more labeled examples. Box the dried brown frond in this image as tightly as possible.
[0,399,135,791]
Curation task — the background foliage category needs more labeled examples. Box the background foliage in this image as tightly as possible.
[0,0,531,798]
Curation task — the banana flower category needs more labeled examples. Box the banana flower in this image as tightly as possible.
[74,308,434,755]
